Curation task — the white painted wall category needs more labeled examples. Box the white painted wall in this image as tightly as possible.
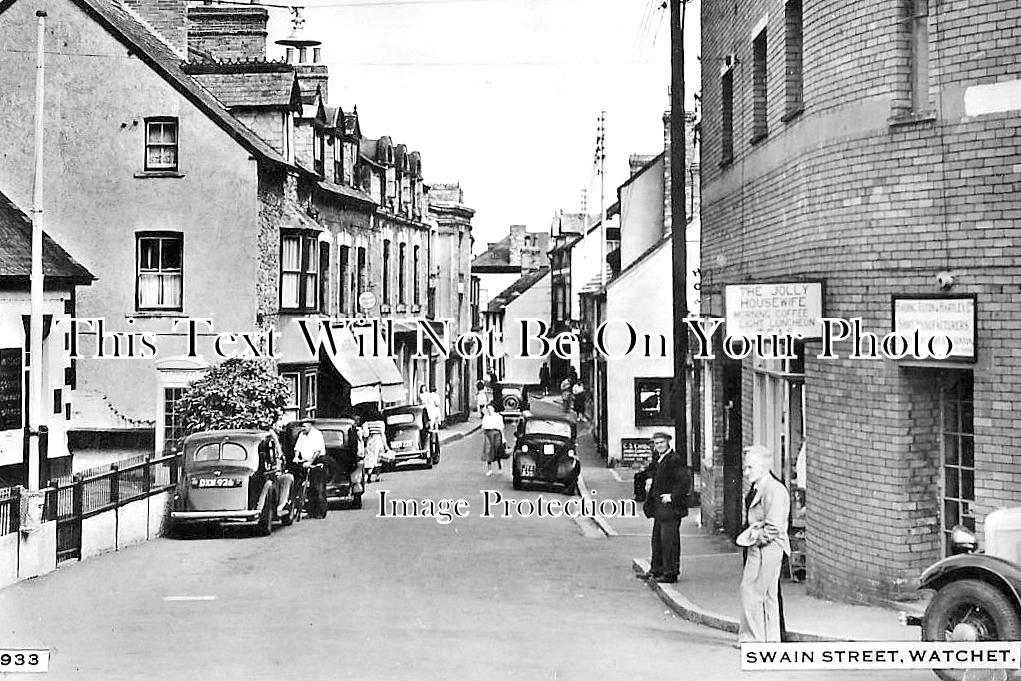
[605,240,674,463]
[501,272,551,385]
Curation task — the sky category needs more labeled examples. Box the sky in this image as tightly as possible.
[263,0,702,253]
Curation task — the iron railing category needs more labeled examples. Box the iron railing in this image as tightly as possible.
[0,486,20,536]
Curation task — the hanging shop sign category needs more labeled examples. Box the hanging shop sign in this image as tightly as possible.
[725,282,824,339]
[891,295,976,362]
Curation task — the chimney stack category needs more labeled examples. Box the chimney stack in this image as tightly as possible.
[187,5,269,60]
[124,0,188,55]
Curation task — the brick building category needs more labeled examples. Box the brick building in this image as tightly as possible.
[700,0,1021,603]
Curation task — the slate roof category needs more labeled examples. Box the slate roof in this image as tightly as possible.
[0,0,296,170]
[0,192,93,284]
[186,68,301,111]
[578,266,613,296]
[472,231,550,269]
[487,267,550,312]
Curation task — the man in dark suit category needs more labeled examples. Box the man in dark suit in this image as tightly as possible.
[641,432,692,584]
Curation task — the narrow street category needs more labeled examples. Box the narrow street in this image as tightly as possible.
[0,419,931,681]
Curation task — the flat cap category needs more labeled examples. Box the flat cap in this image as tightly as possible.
[651,431,672,441]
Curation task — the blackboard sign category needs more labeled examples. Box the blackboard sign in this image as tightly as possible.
[621,438,654,467]
[0,348,23,431]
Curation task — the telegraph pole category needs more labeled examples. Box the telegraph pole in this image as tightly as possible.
[670,0,689,465]
[28,9,47,491]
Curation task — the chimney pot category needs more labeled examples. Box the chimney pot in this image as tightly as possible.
[298,47,307,63]
[286,47,294,63]
[313,47,321,63]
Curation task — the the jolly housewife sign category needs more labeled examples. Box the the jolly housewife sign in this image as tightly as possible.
[725,282,824,339]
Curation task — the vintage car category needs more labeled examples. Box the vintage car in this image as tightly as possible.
[511,412,580,494]
[169,429,293,536]
[902,509,1021,681]
[382,405,440,470]
[495,383,531,419]
[280,418,365,510]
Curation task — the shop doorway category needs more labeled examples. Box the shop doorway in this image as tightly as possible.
[939,370,974,555]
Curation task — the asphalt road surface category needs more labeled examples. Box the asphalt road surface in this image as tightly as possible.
[1,420,933,681]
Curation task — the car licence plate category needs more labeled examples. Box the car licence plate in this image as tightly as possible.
[521,464,536,477]
[543,444,555,454]
[392,440,411,450]
[193,477,242,488]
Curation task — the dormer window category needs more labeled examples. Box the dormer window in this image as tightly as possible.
[333,135,342,184]
[145,118,178,171]
[313,128,325,176]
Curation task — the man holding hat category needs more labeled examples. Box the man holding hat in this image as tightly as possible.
[642,431,692,583]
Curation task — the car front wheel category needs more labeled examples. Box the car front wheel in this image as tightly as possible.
[922,578,1021,681]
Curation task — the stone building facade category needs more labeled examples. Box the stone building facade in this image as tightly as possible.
[700,0,1021,603]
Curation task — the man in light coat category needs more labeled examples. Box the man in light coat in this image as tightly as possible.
[738,445,791,643]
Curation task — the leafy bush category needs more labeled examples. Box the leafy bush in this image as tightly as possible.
[175,358,292,435]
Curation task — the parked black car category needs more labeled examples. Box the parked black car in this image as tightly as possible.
[382,405,440,470]
[170,429,294,536]
[511,411,580,494]
[280,418,364,509]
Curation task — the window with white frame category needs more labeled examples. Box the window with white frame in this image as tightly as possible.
[282,372,300,422]
[280,233,319,311]
[145,118,178,171]
[137,232,183,310]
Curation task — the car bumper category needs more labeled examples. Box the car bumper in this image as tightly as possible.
[389,448,429,463]
[171,510,260,523]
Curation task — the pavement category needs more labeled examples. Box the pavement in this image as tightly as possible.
[436,415,482,446]
[539,393,929,644]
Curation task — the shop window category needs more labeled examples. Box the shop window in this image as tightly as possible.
[304,371,317,420]
[634,377,673,426]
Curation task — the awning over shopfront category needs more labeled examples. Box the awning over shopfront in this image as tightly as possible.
[368,356,407,403]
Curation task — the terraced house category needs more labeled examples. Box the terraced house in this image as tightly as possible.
[0,0,470,477]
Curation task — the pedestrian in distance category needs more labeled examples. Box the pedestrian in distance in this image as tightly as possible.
[736,445,791,643]
[480,403,505,476]
[560,376,573,413]
[419,385,442,430]
[475,380,490,418]
[489,370,503,413]
[539,362,551,396]
[572,380,587,421]
[360,406,387,484]
[640,431,691,584]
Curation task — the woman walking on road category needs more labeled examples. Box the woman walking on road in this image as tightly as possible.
[480,403,505,476]
[361,406,387,484]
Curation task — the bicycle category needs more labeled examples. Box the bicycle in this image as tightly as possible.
[292,459,328,521]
